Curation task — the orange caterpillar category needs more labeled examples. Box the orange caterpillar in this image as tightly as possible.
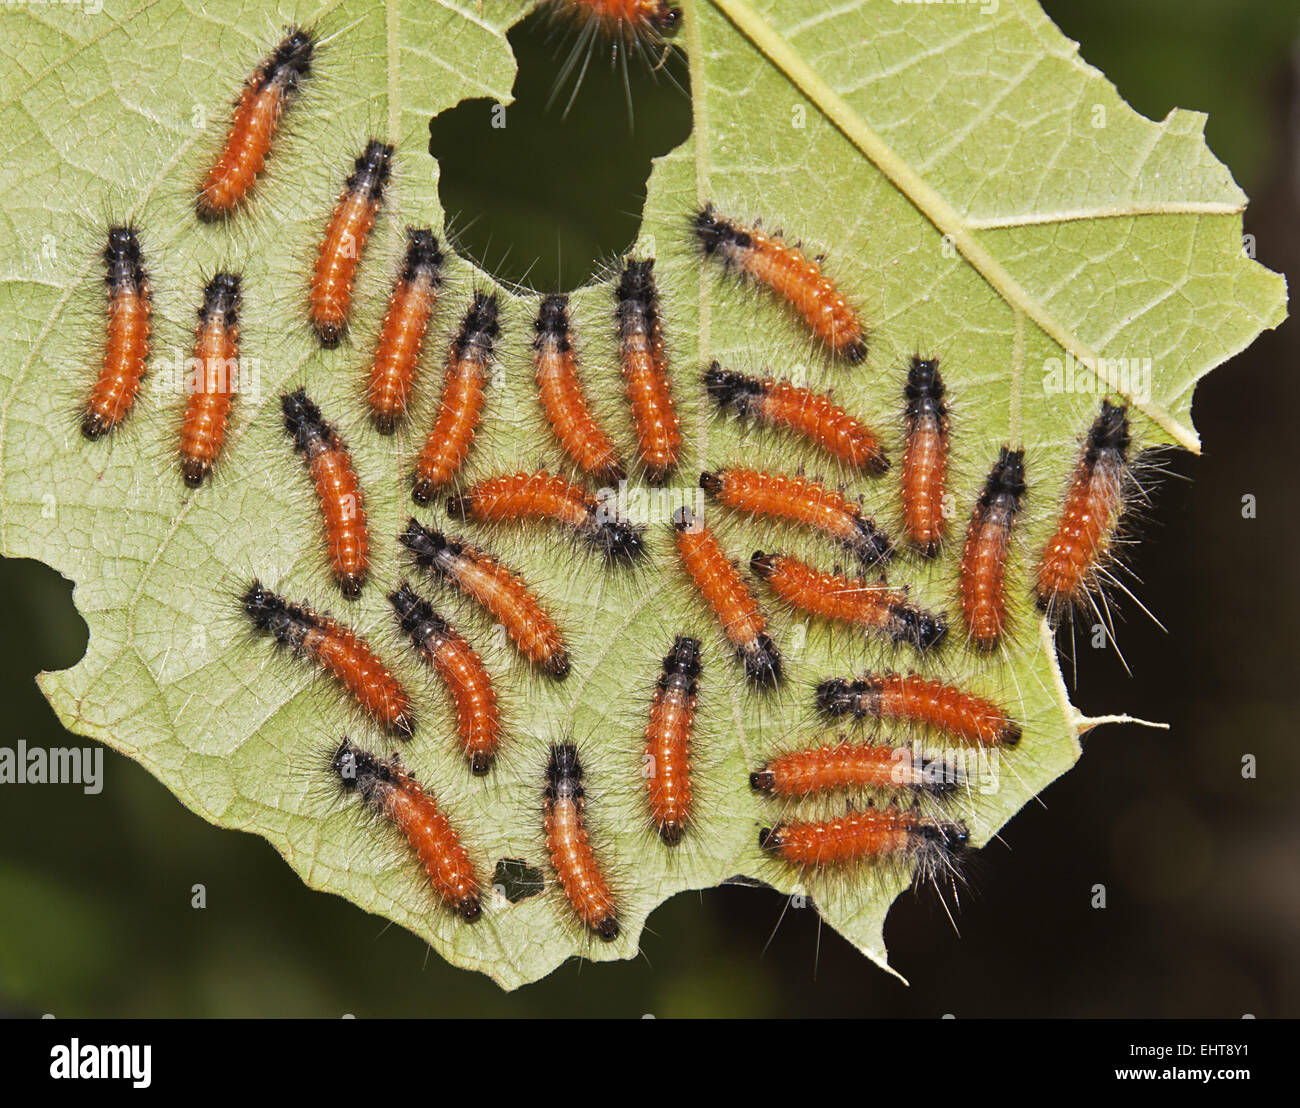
[644,635,700,845]
[400,519,569,679]
[703,363,888,474]
[242,582,415,739]
[309,139,392,346]
[446,470,646,563]
[332,738,480,922]
[534,294,624,485]
[960,447,1026,650]
[673,508,780,687]
[281,389,369,598]
[180,273,241,487]
[367,228,443,433]
[694,204,868,363]
[901,356,950,556]
[700,467,894,568]
[196,27,314,220]
[750,739,960,797]
[544,742,619,941]
[83,226,151,439]
[390,583,501,775]
[615,258,680,484]
[815,672,1022,747]
[411,292,500,503]
[1035,401,1131,619]
[552,0,682,43]
[749,552,946,652]
[760,803,969,871]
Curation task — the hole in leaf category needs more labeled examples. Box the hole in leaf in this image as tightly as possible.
[493,857,546,903]
[428,10,691,290]
[0,558,89,674]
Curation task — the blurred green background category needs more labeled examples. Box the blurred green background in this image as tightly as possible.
[2,0,1297,1017]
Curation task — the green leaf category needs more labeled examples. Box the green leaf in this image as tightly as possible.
[0,0,1284,990]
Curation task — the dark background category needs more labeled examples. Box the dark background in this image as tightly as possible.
[1,0,1295,1017]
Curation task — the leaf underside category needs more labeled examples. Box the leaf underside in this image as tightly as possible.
[0,0,1285,989]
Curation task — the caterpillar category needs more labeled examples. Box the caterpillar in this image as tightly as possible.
[700,468,894,569]
[242,582,415,739]
[960,447,1026,651]
[644,635,700,845]
[1035,400,1132,620]
[750,739,960,797]
[309,139,392,346]
[280,388,369,598]
[615,257,680,484]
[399,519,570,680]
[411,292,500,503]
[179,272,241,487]
[672,507,781,687]
[331,738,481,921]
[815,672,1022,747]
[534,293,625,485]
[749,552,947,652]
[389,583,501,775]
[703,362,888,474]
[900,356,950,556]
[367,227,443,433]
[693,203,868,363]
[196,27,314,220]
[759,803,969,872]
[446,470,646,564]
[83,226,151,439]
[544,742,619,941]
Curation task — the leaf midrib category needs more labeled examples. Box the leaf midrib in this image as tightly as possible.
[703,0,1205,451]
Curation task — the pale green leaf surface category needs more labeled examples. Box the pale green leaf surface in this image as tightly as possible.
[0,0,1285,989]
